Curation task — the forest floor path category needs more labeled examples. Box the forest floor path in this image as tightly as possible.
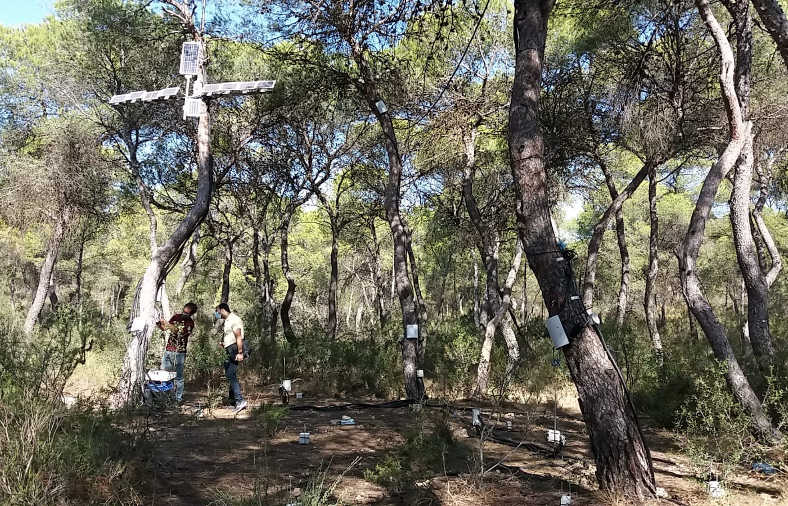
[123,379,787,506]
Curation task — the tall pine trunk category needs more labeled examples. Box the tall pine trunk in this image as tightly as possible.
[509,0,656,497]
[600,163,631,327]
[24,208,70,333]
[176,228,200,296]
[462,127,520,394]
[645,165,663,366]
[749,0,788,70]
[112,29,213,406]
[280,212,296,341]
[220,239,233,304]
[328,220,339,338]
[679,0,779,441]
[351,48,424,400]
[582,161,653,309]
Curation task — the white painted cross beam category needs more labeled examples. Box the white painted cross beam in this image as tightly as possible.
[108,41,275,119]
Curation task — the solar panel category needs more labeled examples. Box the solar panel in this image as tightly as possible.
[179,42,201,75]
[193,80,276,97]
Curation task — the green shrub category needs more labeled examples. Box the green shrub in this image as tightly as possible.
[678,361,759,481]
[0,308,146,505]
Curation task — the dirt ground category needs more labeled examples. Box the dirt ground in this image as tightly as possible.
[114,375,787,506]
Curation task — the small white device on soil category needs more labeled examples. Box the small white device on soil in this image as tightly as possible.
[560,494,572,505]
[472,408,482,427]
[547,429,566,445]
[707,480,725,498]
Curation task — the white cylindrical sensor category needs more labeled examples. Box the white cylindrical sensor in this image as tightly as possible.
[417,369,424,378]
[546,315,569,348]
[406,324,418,339]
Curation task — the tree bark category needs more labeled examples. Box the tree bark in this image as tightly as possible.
[749,0,788,71]
[679,0,779,441]
[221,239,233,304]
[473,261,481,328]
[328,220,339,338]
[582,161,654,309]
[476,240,523,394]
[462,126,520,394]
[729,134,774,374]
[24,208,70,333]
[723,0,775,376]
[753,162,783,288]
[112,26,213,406]
[404,223,428,361]
[600,162,631,327]
[176,228,199,296]
[509,0,656,497]
[280,211,296,341]
[645,165,663,367]
[350,47,423,400]
[47,275,58,309]
[73,228,85,306]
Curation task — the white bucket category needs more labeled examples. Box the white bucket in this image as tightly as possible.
[147,369,177,382]
[298,432,310,444]
[282,379,292,392]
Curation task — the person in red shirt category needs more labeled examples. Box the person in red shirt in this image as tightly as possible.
[156,302,197,404]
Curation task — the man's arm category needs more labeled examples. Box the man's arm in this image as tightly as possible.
[234,328,244,361]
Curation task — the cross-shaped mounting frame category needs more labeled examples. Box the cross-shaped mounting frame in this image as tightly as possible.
[108,42,275,118]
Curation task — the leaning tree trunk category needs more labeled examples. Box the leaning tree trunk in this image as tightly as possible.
[73,227,86,306]
[112,36,214,406]
[749,0,788,71]
[176,228,200,296]
[24,208,70,334]
[582,161,654,309]
[644,165,663,367]
[723,0,775,376]
[729,134,774,374]
[280,212,296,341]
[680,0,780,442]
[509,0,656,497]
[753,163,783,288]
[600,162,631,327]
[462,126,520,395]
[351,48,424,400]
